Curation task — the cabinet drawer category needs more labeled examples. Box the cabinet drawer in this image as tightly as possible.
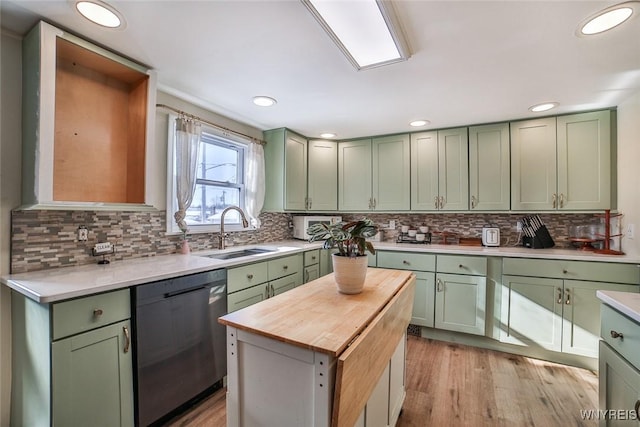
[503,258,640,284]
[376,251,435,272]
[52,289,130,340]
[601,304,640,369]
[268,254,303,281]
[227,284,267,313]
[304,250,320,267]
[228,262,269,293]
[437,255,487,276]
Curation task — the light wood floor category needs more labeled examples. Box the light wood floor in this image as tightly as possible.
[164,336,599,427]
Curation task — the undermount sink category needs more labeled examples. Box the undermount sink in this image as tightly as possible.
[203,248,277,260]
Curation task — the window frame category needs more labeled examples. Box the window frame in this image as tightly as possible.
[166,113,250,235]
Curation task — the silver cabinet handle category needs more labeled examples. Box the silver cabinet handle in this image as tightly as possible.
[439,196,445,209]
[610,330,624,340]
[368,198,373,209]
[471,195,477,209]
[308,198,312,210]
[434,196,439,210]
[559,193,565,208]
[123,326,130,354]
[270,284,275,297]
[402,260,410,266]
[373,198,377,209]
[305,270,309,282]
[565,289,570,305]
[283,265,288,270]
[265,284,270,298]
[247,274,254,280]
[437,278,443,292]
[557,287,563,304]
[93,308,103,318]
[552,193,557,209]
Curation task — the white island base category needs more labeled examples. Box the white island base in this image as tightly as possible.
[219,268,416,427]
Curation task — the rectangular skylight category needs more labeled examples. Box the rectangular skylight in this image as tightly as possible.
[303,0,410,70]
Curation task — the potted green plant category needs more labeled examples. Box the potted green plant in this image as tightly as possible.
[307,218,378,294]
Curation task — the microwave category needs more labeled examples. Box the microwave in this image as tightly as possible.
[292,216,342,240]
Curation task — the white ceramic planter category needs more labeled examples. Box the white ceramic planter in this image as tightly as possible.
[332,254,368,294]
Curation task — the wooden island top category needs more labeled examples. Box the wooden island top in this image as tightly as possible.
[219,267,415,357]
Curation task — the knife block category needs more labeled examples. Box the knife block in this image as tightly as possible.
[523,225,555,249]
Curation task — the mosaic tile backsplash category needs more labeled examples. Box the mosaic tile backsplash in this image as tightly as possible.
[11,209,603,273]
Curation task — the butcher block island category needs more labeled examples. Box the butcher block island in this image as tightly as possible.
[219,268,416,427]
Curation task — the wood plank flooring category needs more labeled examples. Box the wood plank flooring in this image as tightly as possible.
[164,336,599,427]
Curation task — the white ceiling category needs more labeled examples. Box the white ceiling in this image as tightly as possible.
[2,0,640,139]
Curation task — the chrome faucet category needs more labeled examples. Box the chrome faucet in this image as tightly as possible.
[218,206,249,249]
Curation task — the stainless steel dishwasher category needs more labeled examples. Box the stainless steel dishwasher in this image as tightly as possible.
[133,269,227,426]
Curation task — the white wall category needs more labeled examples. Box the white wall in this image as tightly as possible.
[0,29,23,426]
[616,91,640,257]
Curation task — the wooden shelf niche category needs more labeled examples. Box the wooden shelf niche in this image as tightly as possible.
[53,38,148,204]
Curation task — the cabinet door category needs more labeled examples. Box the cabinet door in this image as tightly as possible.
[435,273,486,336]
[307,139,337,211]
[339,139,373,210]
[410,131,439,210]
[438,128,469,211]
[562,280,637,358]
[500,275,563,351]
[285,132,308,210]
[52,319,134,427]
[557,110,611,210]
[599,342,640,427]
[372,134,410,210]
[510,117,557,210]
[388,337,406,427]
[469,123,510,211]
[304,265,320,283]
[271,271,303,296]
[411,271,436,327]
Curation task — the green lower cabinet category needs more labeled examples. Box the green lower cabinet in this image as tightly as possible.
[501,275,637,358]
[435,273,486,336]
[411,271,436,327]
[271,271,303,296]
[52,319,134,427]
[500,275,563,351]
[599,342,640,427]
[304,264,320,283]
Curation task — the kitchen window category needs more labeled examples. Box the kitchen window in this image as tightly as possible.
[167,114,248,234]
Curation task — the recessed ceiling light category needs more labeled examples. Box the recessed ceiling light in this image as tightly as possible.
[529,102,559,113]
[409,120,430,127]
[320,133,337,138]
[252,96,277,107]
[74,0,124,29]
[578,2,637,36]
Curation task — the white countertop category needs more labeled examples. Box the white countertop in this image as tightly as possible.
[3,239,640,303]
[597,290,640,323]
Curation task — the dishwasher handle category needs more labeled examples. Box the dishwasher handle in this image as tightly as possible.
[164,285,207,298]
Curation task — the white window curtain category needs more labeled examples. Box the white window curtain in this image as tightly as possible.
[173,117,202,235]
[245,142,265,228]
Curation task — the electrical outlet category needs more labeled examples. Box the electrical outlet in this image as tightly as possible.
[516,221,523,232]
[626,224,634,239]
[77,226,88,241]
[389,220,396,230]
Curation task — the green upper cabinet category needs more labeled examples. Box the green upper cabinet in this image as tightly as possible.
[557,110,611,210]
[339,135,410,211]
[372,135,410,210]
[469,123,510,211]
[510,117,557,211]
[411,128,469,211]
[511,110,612,211]
[338,139,372,211]
[307,139,338,211]
[263,128,308,211]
